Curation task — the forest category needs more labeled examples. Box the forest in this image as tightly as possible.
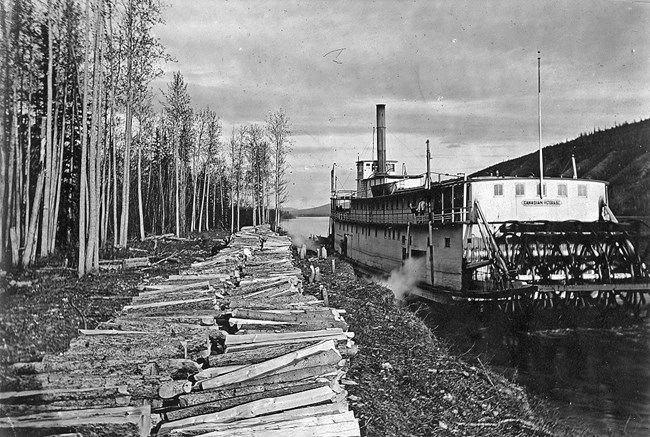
[0,0,292,276]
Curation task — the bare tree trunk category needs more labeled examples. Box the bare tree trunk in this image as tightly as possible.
[236,184,240,232]
[78,0,91,277]
[137,139,145,240]
[23,94,32,243]
[198,171,206,232]
[219,175,224,228]
[275,146,280,231]
[191,173,198,233]
[158,158,164,234]
[50,96,67,254]
[174,131,180,237]
[110,127,120,247]
[7,93,17,266]
[22,120,47,267]
[84,0,102,272]
[40,12,55,258]
[205,171,210,231]
[93,58,105,270]
[230,187,235,234]
[101,133,110,246]
[119,103,132,247]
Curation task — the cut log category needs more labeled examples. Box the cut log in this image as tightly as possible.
[227,317,294,327]
[200,340,337,390]
[79,329,150,335]
[224,329,346,346]
[10,358,200,380]
[182,365,341,408]
[180,378,331,409]
[224,334,350,353]
[206,340,355,367]
[131,289,216,305]
[0,394,133,416]
[144,233,174,240]
[194,350,342,384]
[0,385,129,403]
[123,297,214,311]
[170,412,360,437]
[123,257,150,268]
[167,274,230,281]
[10,372,171,399]
[193,365,247,381]
[158,381,193,399]
[158,385,338,431]
[168,403,350,437]
[0,405,151,437]
[142,281,211,293]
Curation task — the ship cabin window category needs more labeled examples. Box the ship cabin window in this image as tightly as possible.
[536,183,547,196]
[578,184,588,197]
[515,183,525,196]
[558,184,568,197]
[444,237,451,248]
[493,184,504,197]
[386,163,396,173]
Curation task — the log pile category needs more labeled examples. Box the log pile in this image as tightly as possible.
[1,225,360,436]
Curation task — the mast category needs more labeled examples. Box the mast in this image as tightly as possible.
[538,51,544,198]
[425,139,431,189]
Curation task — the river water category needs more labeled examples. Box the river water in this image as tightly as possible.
[282,216,650,436]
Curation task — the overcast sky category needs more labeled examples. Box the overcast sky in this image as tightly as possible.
[152,0,649,209]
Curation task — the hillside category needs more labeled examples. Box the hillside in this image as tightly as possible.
[472,119,650,216]
[293,203,330,217]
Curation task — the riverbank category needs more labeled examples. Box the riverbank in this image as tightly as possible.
[298,254,572,436]
[1,230,571,436]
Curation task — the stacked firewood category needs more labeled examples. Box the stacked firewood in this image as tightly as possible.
[1,225,360,437]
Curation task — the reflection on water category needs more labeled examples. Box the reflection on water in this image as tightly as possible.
[416,303,650,436]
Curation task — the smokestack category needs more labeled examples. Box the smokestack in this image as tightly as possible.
[376,104,386,174]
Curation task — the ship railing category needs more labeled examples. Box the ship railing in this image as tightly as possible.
[331,206,470,226]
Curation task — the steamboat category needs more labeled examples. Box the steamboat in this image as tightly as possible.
[330,104,649,307]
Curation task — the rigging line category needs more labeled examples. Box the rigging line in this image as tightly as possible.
[387,132,424,160]
[559,157,572,176]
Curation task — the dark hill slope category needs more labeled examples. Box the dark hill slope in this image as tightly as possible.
[293,203,330,217]
[472,119,650,216]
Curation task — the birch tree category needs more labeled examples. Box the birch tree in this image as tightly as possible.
[116,0,166,247]
[162,71,192,237]
[266,108,291,231]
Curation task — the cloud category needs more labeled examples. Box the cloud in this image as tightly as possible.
[153,0,650,208]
